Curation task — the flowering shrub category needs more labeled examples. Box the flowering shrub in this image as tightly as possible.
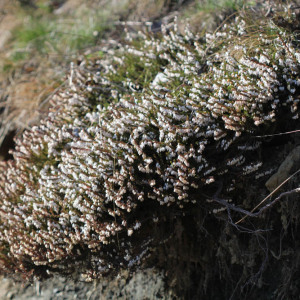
[0,3,300,297]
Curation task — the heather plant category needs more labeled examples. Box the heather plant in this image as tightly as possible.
[0,3,300,298]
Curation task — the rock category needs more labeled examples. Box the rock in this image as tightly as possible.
[265,146,300,192]
[0,269,172,299]
[0,277,12,299]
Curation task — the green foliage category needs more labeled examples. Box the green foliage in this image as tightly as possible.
[10,7,116,65]
[10,50,29,62]
[195,0,244,12]
[13,17,49,53]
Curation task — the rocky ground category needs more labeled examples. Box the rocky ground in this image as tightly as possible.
[0,269,174,299]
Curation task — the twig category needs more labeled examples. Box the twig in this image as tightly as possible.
[213,195,270,233]
[236,168,300,224]
[212,185,300,232]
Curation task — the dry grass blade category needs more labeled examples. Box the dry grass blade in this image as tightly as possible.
[255,129,300,138]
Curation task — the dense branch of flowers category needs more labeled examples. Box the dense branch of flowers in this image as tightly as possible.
[0,6,299,284]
